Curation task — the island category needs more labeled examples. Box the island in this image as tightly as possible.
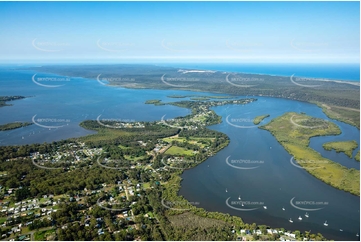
[0,122,33,131]
[260,112,360,196]
[322,140,358,158]
[0,96,26,108]
[253,114,270,125]
[144,99,163,105]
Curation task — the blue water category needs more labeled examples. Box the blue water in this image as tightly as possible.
[179,97,359,241]
[157,63,360,82]
[0,67,359,240]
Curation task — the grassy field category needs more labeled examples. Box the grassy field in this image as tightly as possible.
[253,114,270,125]
[124,154,149,161]
[79,127,132,143]
[162,136,214,148]
[34,229,56,241]
[322,140,358,158]
[261,112,360,196]
[165,146,195,156]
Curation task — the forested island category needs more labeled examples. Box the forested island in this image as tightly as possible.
[0,122,33,131]
[0,96,26,108]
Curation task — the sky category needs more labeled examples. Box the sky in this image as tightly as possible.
[0,1,359,64]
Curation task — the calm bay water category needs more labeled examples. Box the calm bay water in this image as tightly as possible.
[0,67,359,240]
[179,98,360,241]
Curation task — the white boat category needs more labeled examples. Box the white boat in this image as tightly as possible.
[238,196,241,200]
[305,212,309,218]
[339,229,343,232]
[282,207,285,211]
[324,221,328,226]
[225,189,228,192]
[356,233,359,237]
[263,206,267,209]
[298,216,302,220]
[241,202,244,207]
[289,218,293,223]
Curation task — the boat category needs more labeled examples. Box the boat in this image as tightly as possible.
[282,207,285,211]
[324,221,328,226]
[238,195,241,200]
[289,218,293,223]
[263,206,267,209]
[305,212,309,218]
[298,216,302,220]
[241,202,244,207]
[356,233,359,237]
[339,229,343,232]
[225,189,228,192]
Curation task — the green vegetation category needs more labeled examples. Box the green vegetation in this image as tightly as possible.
[253,114,270,125]
[0,96,26,107]
[355,150,360,162]
[168,95,232,100]
[315,102,360,129]
[34,229,56,241]
[0,122,33,131]
[145,99,163,105]
[165,146,195,156]
[261,112,360,196]
[0,97,327,241]
[30,65,359,129]
[323,140,358,158]
[190,97,210,100]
